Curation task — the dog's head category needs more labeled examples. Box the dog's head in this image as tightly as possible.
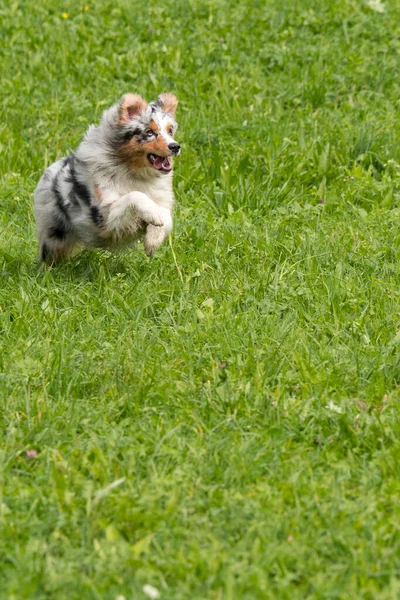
[116,92,180,175]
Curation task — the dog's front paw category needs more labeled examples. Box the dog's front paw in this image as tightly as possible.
[140,208,164,228]
[144,224,167,257]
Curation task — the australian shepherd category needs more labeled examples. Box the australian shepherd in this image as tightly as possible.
[34,92,180,263]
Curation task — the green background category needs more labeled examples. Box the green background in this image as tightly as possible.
[1,0,400,598]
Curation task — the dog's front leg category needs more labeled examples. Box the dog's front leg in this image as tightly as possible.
[144,209,173,257]
[106,191,165,232]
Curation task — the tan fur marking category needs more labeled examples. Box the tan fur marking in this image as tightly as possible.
[158,93,178,116]
[145,137,169,155]
[118,93,147,124]
[118,138,148,171]
[118,130,170,174]
[149,121,159,133]
[94,185,103,202]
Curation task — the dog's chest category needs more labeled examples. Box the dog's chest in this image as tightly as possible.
[130,179,174,209]
[96,175,174,211]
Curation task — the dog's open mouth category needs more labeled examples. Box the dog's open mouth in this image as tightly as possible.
[148,154,172,172]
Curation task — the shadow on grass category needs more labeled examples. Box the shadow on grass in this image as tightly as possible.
[46,250,154,285]
[0,246,151,285]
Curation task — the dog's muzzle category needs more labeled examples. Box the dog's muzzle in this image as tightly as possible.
[168,143,181,156]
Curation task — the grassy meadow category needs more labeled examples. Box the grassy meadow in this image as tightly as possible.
[2,0,400,597]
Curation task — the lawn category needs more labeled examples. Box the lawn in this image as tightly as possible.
[1,0,400,598]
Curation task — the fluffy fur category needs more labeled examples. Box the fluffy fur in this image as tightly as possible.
[34,92,180,263]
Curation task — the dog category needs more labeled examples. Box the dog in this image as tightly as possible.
[34,92,180,263]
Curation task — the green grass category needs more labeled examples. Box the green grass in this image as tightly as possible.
[2,0,400,597]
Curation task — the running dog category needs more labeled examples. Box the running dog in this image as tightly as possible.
[34,92,180,263]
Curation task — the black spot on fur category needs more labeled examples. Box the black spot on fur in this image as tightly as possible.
[48,215,68,240]
[49,226,66,240]
[52,174,70,220]
[69,156,92,206]
[123,127,142,141]
[90,205,104,228]
[62,155,72,168]
[41,243,51,263]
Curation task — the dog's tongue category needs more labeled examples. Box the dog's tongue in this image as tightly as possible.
[154,156,171,170]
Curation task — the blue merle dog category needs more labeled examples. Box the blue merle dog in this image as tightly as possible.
[34,93,180,263]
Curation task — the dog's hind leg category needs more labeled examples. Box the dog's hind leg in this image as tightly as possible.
[38,232,78,264]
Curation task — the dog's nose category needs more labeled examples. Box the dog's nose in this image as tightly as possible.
[168,143,180,154]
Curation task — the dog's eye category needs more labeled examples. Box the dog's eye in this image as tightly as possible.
[168,128,173,135]
[145,129,154,137]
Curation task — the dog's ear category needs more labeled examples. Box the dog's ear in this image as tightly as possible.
[157,93,178,116]
[118,93,147,123]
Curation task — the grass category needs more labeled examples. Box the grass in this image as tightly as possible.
[1,0,400,597]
